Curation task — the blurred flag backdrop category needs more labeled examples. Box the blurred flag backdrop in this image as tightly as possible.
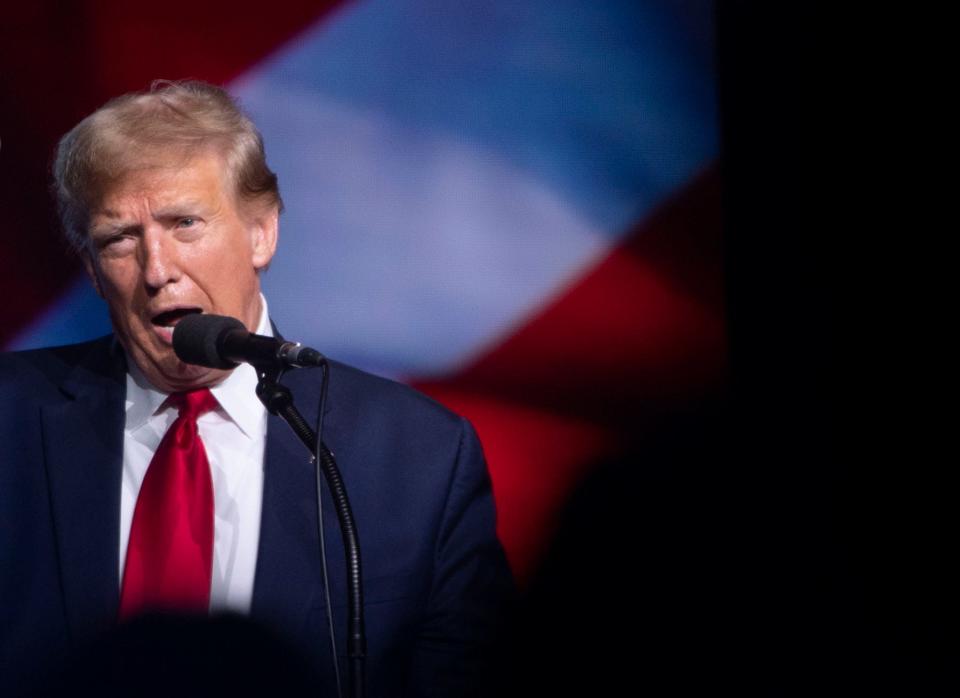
[1,0,724,584]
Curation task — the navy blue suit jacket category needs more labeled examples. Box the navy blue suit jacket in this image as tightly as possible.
[0,336,513,696]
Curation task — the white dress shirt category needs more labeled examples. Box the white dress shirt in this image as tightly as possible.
[119,298,271,614]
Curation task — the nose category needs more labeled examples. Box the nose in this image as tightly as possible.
[141,227,181,291]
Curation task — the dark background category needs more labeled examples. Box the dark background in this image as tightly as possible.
[506,4,948,694]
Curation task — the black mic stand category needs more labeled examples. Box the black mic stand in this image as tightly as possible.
[256,368,366,698]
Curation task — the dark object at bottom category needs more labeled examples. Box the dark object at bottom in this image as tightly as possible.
[38,612,321,697]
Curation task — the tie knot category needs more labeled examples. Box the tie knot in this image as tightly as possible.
[168,388,218,421]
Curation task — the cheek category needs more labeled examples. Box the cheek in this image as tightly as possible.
[206,240,256,278]
[96,263,141,311]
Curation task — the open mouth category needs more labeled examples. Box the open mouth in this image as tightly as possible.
[151,307,202,329]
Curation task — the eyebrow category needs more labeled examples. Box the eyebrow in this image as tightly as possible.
[151,202,208,219]
[90,201,209,233]
[88,220,140,238]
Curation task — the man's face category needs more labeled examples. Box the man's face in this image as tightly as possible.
[86,150,278,392]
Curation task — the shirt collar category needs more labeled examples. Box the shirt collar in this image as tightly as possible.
[124,294,272,437]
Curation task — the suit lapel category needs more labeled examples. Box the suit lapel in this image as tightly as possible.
[42,338,125,642]
[251,367,338,642]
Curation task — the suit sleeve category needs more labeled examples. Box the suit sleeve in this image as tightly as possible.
[408,416,515,697]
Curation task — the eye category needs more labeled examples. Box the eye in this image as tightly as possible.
[177,217,197,228]
[100,234,127,247]
[94,233,135,257]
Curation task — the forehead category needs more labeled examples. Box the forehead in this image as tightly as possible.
[94,149,231,216]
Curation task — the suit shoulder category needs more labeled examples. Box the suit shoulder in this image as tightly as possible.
[325,359,466,432]
[0,336,116,395]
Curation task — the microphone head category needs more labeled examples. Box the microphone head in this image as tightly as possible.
[173,313,244,369]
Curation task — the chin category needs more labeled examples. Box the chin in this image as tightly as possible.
[138,356,220,393]
[169,362,225,389]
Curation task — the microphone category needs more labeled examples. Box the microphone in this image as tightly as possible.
[173,313,325,370]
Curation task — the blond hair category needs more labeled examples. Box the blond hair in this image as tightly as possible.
[53,80,282,254]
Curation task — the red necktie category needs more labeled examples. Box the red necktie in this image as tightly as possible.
[119,388,218,620]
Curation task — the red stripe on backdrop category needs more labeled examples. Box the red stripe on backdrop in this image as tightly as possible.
[0,2,347,346]
[414,166,725,583]
[424,388,615,587]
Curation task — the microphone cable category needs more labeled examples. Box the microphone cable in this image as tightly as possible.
[311,361,366,698]
[313,360,343,698]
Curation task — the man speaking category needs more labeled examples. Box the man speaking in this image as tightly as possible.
[0,81,512,696]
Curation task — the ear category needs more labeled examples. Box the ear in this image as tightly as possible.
[250,207,279,271]
[82,249,105,299]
